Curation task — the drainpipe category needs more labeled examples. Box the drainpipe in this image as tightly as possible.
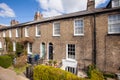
[104,35,107,72]
[92,14,96,65]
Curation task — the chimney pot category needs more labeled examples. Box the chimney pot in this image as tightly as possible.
[34,11,43,21]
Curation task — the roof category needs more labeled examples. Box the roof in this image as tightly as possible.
[0,7,120,31]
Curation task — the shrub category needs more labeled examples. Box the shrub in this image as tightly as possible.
[91,69,104,80]
[6,53,16,60]
[33,65,84,80]
[16,42,24,56]
[103,73,116,79]
[14,55,27,68]
[0,55,12,68]
[86,64,105,80]
[87,64,96,78]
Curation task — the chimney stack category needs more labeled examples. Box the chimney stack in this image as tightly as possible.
[87,0,95,11]
[10,20,19,26]
[34,11,43,21]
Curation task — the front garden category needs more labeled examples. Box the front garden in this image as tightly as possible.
[0,37,118,80]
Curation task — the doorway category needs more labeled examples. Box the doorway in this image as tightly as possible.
[49,43,53,60]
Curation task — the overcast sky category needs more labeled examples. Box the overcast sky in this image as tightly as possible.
[0,0,110,25]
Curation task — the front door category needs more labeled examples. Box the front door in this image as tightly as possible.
[49,43,53,60]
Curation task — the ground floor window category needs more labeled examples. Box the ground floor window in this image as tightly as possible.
[67,44,75,59]
[66,67,76,74]
[13,42,16,51]
[0,42,2,49]
[28,43,32,54]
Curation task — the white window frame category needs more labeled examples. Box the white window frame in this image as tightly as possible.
[112,0,120,8]
[0,42,2,49]
[0,32,1,38]
[53,22,60,36]
[25,26,29,37]
[40,43,45,58]
[16,28,20,37]
[108,14,120,34]
[66,44,76,60]
[9,30,12,38]
[74,19,84,36]
[3,31,5,37]
[35,24,41,37]
[27,43,32,54]
[47,43,48,60]
[13,42,16,51]
[66,67,76,74]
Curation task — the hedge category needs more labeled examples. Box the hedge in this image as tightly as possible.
[0,55,12,68]
[33,65,84,80]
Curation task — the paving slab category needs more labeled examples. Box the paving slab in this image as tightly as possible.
[0,67,29,80]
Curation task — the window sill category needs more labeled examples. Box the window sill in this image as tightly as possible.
[66,58,76,62]
[36,35,41,37]
[74,34,84,36]
[108,32,120,36]
[53,35,60,37]
[16,37,19,38]
[25,36,29,37]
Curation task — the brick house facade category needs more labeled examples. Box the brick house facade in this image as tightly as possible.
[0,0,120,74]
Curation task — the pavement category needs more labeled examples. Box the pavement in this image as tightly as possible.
[0,67,29,80]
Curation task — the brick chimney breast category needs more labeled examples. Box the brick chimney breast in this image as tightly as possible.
[10,20,19,26]
[34,11,43,21]
[87,0,95,11]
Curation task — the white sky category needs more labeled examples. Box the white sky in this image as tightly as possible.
[36,0,108,17]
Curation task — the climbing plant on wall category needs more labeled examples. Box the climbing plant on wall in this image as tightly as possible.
[16,42,24,57]
[5,37,13,53]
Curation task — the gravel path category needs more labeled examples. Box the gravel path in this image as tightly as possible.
[0,67,29,80]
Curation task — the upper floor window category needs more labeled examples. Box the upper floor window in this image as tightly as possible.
[16,28,20,37]
[9,30,12,38]
[112,0,120,7]
[3,31,5,37]
[53,22,60,36]
[108,14,120,34]
[74,19,84,36]
[25,26,29,37]
[35,24,41,37]
[66,44,75,59]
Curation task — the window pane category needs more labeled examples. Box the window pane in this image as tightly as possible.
[29,43,32,52]
[108,14,120,34]
[36,25,41,36]
[0,42,2,48]
[75,19,84,35]
[67,67,76,74]
[68,44,75,59]
[54,23,60,36]
[112,0,120,7]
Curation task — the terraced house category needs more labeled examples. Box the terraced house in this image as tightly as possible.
[0,0,120,74]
